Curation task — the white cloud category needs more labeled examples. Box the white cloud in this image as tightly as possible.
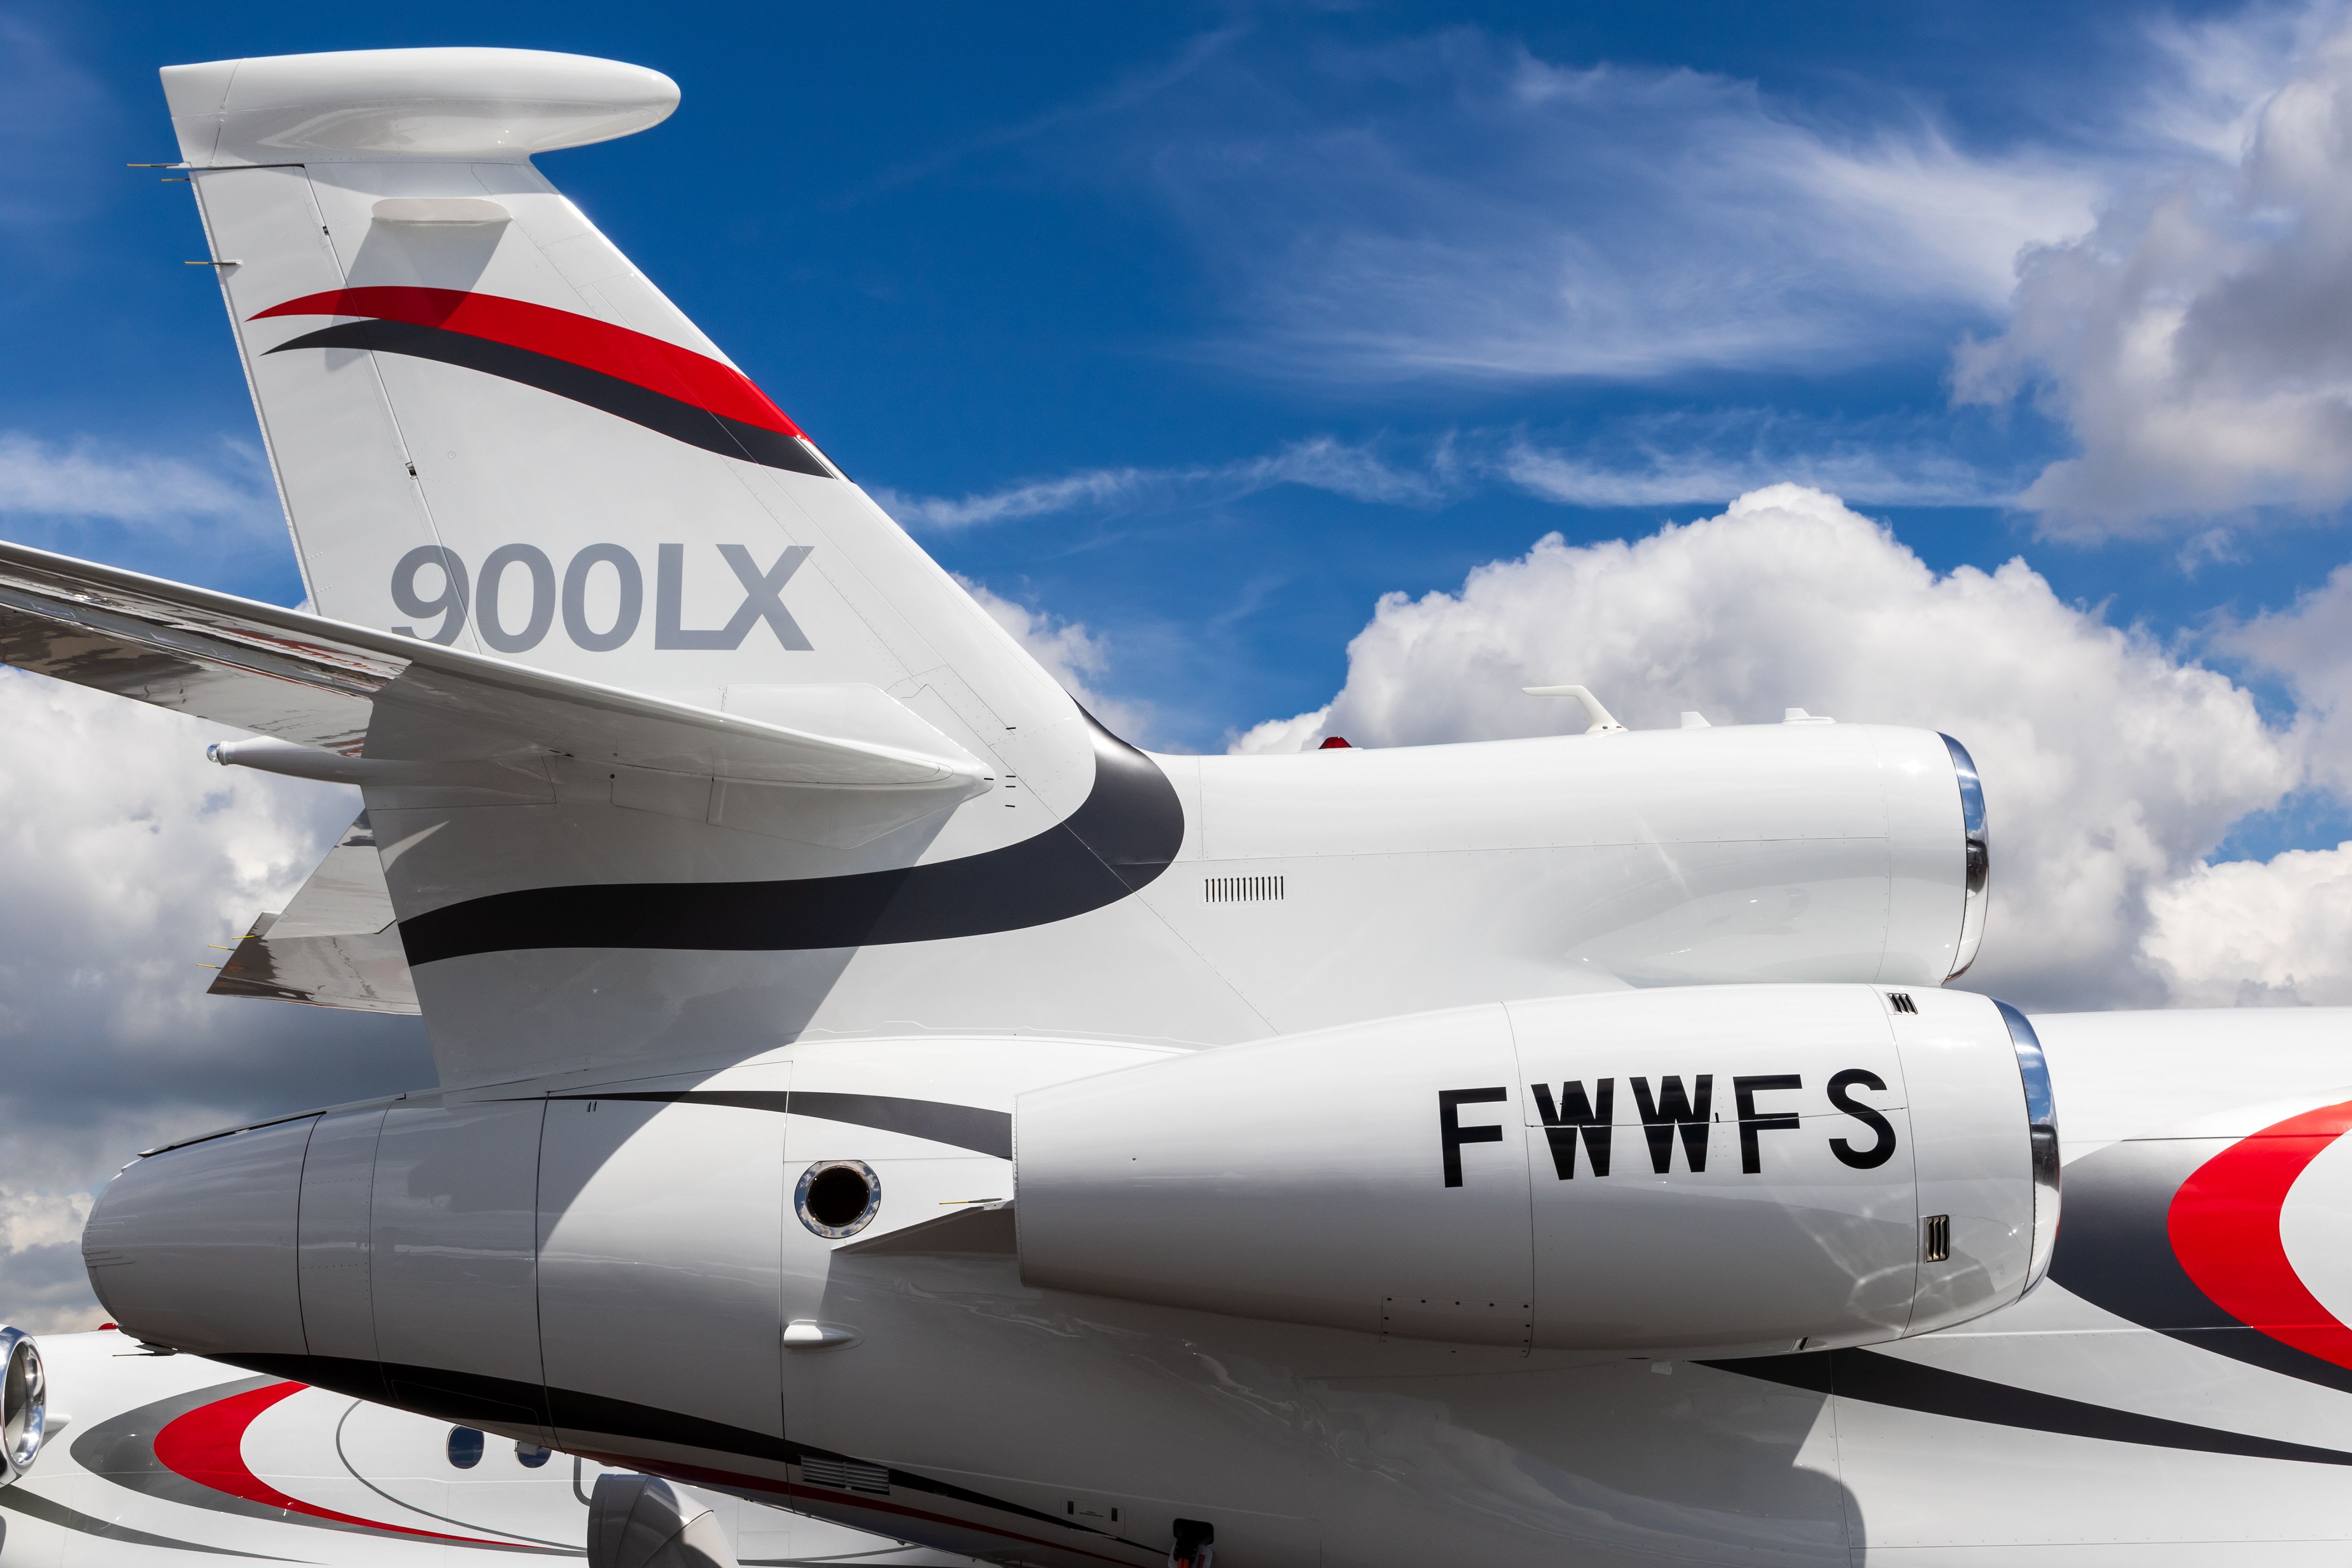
[2144,842,2352,1004]
[959,578,1152,741]
[1141,29,2097,381]
[881,415,2015,537]
[1500,430,2002,509]
[0,674,431,1328]
[1234,483,2307,1009]
[1955,15,2352,531]
[0,1190,92,1256]
[875,436,1450,531]
[1227,706,1332,755]
[0,1190,102,1333]
[0,433,274,532]
[2217,560,2352,793]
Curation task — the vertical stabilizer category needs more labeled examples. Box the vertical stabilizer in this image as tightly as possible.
[166,48,1092,808]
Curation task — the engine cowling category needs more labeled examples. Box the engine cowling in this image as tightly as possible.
[1015,984,2057,1355]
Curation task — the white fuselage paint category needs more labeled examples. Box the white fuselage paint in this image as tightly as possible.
[79,997,2352,1567]
[391,718,1978,1086]
[2282,1131,2352,1329]
[0,1329,976,1567]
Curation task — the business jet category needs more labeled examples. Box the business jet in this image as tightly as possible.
[0,1324,977,1565]
[2,45,2347,1567]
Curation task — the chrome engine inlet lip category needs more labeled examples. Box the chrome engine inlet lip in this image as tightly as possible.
[0,1326,46,1482]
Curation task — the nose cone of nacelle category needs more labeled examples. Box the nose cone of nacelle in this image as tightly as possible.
[81,1116,315,1358]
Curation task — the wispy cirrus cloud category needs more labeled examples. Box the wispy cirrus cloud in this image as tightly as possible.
[878,415,2011,529]
[1127,28,2101,383]
[0,433,277,534]
[873,434,1457,530]
[1498,416,2014,509]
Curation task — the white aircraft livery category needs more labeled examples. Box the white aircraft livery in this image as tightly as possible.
[0,43,2348,1568]
[0,1327,978,1565]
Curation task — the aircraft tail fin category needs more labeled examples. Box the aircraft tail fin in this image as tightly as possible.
[163,48,1091,805]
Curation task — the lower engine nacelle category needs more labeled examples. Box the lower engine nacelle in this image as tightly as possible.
[81,983,2057,1400]
[1015,984,2058,1355]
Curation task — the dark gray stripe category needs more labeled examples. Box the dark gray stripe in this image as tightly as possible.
[397,712,1182,965]
[791,1093,1011,1160]
[0,1480,308,1559]
[563,1091,1010,1160]
[1711,1346,2352,1466]
[267,321,832,478]
[331,1400,580,1552]
[220,1354,1144,1556]
[2050,1135,2352,1397]
[71,1373,564,1552]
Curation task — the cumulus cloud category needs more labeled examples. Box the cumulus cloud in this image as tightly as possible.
[0,1191,101,1332]
[1955,16,2352,530]
[0,674,432,1329]
[1228,706,1332,756]
[2217,560,2352,792]
[1232,484,2308,1010]
[1139,28,2096,381]
[2144,842,2352,1004]
[960,578,1152,741]
[875,436,1452,531]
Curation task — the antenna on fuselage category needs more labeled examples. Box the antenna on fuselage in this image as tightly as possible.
[1522,684,1628,735]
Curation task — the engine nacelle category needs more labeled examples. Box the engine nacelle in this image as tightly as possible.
[1015,984,2057,1355]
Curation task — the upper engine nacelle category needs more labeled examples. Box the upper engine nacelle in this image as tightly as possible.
[1015,984,2056,1356]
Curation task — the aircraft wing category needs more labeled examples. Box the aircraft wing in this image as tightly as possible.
[0,539,991,790]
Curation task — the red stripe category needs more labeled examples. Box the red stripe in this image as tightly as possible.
[252,287,803,438]
[2169,1098,2352,1369]
[152,1381,522,1547]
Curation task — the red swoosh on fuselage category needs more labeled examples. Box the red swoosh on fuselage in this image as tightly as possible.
[251,287,803,438]
[2169,1098,2352,1369]
[151,1381,520,1547]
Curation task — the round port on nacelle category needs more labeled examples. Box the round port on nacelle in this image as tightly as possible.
[797,1160,881,1239]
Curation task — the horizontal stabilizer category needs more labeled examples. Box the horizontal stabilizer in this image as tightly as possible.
[0,540,994,805]
[210,813,417,1014]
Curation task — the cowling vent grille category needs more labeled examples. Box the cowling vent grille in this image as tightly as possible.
[1205,875,1284,904]
[800,1456,890,1496]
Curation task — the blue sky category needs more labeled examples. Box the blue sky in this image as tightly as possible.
[8,0,2351,763]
